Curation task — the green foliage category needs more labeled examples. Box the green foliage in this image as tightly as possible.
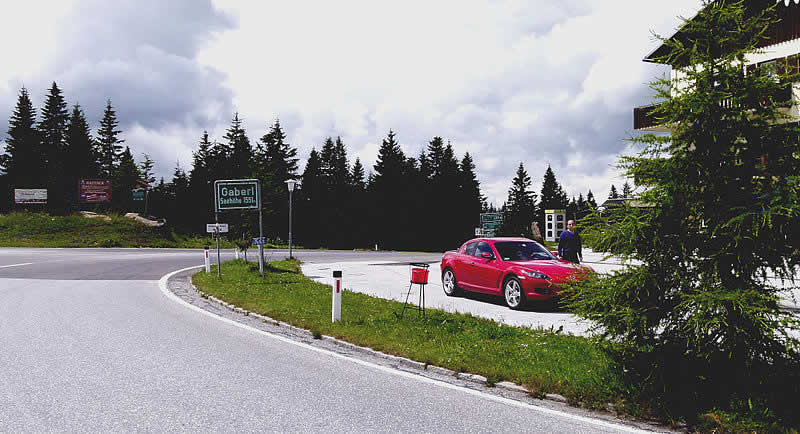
[566,0,800,426]
[193,259,624,407]
[96,100,124,178]
[499,162,536,238]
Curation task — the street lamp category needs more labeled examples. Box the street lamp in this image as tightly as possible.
[286,179,297,259]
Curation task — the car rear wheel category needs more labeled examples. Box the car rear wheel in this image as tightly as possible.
[503,276,525,310]
[442,268,461,296]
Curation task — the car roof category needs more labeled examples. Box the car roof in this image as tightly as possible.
[464,237,534,244]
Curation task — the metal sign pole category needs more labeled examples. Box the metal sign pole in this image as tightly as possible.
[258,183,264,277]
[215,212,221,281]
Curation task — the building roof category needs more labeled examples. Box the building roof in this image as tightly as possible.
[644,0,797,64]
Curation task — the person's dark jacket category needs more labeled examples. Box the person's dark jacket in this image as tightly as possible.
[557,230,582,263]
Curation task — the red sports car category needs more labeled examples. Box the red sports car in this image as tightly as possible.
[440,237,592,309]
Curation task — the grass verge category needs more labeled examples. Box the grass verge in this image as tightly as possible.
[192,258,626,411]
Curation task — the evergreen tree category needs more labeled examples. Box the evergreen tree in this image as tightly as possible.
[538,164,568,233]
[64,104,98,203]
[253,119,298,241]
[224,112,252,178]
[188,131,215,231]
[458,152,485,243]
[369,130,414,249]
[298,149,324,247]
[608,184,619,199]
[349,158,366,192]
[138,154,156,185]
[585,190,597,209]
[38,82,70,213]
[499,163,537,238]
[621,180,633,198]
[568,0,800,422]
[112,146,139,211]
[2,87,41,188]
[96,100,124,178]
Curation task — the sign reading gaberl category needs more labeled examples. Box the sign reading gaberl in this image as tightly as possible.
[214,179,260,211]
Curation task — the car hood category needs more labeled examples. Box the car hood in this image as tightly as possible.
[509,260,592,282]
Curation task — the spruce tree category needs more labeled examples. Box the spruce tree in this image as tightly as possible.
[253,119,298,241]
[499,163,537,238]
[38,82,70,212]
[224,113,252,179]
[538,164,568,232]
[298,149,324,247]
[369,130,413,249]
[96,100,124,178]
[458,152,485,242]
[112,146,139,211]
[568,0,800,422]
[608,184,619,199]
[188,131,215,231]
[64,104,97,201]
[138,154,156,185]
[2,87,41,188]
[621,180,633,198]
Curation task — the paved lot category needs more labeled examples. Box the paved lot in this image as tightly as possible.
[301,250,800,337]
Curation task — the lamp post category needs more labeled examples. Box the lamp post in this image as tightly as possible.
[286,179,297,259]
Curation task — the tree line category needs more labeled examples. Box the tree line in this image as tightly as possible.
[1,83,617,251]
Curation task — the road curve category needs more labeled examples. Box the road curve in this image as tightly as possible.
[0,248,662,432]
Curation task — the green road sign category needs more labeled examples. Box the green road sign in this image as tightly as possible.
[132,189,145,201]
[214,179,261,212]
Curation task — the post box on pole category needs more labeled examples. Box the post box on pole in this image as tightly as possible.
[204,245,210,273]
[332,270,342,322]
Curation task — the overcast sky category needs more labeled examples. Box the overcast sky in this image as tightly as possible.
[0,0,703,206]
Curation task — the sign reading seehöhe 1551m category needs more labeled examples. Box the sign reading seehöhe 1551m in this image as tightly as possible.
[214,179,261,212]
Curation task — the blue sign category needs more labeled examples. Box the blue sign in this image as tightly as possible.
[252,237,266,246]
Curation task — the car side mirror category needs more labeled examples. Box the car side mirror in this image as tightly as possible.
[550,251,558,257]
[480,252,494,260]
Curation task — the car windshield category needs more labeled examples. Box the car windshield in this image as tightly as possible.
[494,241,554,261]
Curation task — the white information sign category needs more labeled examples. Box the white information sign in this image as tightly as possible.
[14,189,47,204]
[206,223,229,233]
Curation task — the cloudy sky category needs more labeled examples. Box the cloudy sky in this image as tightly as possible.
[0,0,702,206]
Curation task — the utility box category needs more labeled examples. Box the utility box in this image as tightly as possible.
[544,209,566,242]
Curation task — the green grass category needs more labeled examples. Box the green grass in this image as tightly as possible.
[193,259,625,408]
[0,211,229,248]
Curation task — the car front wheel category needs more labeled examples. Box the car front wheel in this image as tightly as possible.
[442,268,461,296]
[503,276,525,310]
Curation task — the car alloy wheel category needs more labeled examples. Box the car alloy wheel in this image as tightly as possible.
[504,277,525,310]
[442,268,460,296]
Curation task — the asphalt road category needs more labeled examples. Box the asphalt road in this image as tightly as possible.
[0,248,659,432]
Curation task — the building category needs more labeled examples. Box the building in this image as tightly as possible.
[634,0,800,132]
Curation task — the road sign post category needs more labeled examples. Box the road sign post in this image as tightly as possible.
[213,179,263,278]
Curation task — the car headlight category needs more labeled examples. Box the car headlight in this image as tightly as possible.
[523,270,550,280]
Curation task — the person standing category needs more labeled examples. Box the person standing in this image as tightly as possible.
[557,220,582,263]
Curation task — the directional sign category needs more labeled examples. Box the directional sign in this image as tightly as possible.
[132,189,145,201]
[480,212,502,236]
[214,179,260,212]
[252,237,266,246]
[206,223,229,233]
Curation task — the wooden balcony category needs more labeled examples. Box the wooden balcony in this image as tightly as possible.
[634,83,794,131]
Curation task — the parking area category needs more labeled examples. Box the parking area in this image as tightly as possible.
[300,250,799,337]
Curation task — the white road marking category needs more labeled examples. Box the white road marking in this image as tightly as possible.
[159,266,653,434]
[0,262,33,269]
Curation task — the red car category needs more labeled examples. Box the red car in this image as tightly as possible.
[440,237,592,309]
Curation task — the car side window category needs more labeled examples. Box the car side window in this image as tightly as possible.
[474,242,493,258]
[464,242,478,256]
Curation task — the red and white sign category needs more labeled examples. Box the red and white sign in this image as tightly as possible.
[79,179,112,203]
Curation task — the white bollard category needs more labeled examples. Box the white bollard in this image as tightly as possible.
[332,270,342,322]
[204,246,210,273]
[235,247,240,260]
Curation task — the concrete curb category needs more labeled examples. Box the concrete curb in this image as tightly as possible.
[179,272,602,411]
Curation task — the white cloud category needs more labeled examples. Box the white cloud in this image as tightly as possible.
[1,0,705,206]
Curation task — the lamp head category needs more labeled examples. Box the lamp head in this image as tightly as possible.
[285,179,297,192]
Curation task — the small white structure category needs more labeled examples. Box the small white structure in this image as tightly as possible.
[544,209,566,242]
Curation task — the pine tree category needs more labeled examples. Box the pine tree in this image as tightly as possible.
[64,104,98,201]
[568,0,800,421]
[621,180,633,198]
[608,184,619,199]
[225,113,252,179]
[500,163,537,238]
[253,119,298,241]
[538,164,567,233]
[112,146,139,211]
[138,154,156,185]
[585,190,597,210]
[96,100,124,178]
[298,149,324,247]
[369,130,414,249]
[2,87,41,188]
[458,152,485,242]
[38,82,70,212]
[188,131,215,231]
